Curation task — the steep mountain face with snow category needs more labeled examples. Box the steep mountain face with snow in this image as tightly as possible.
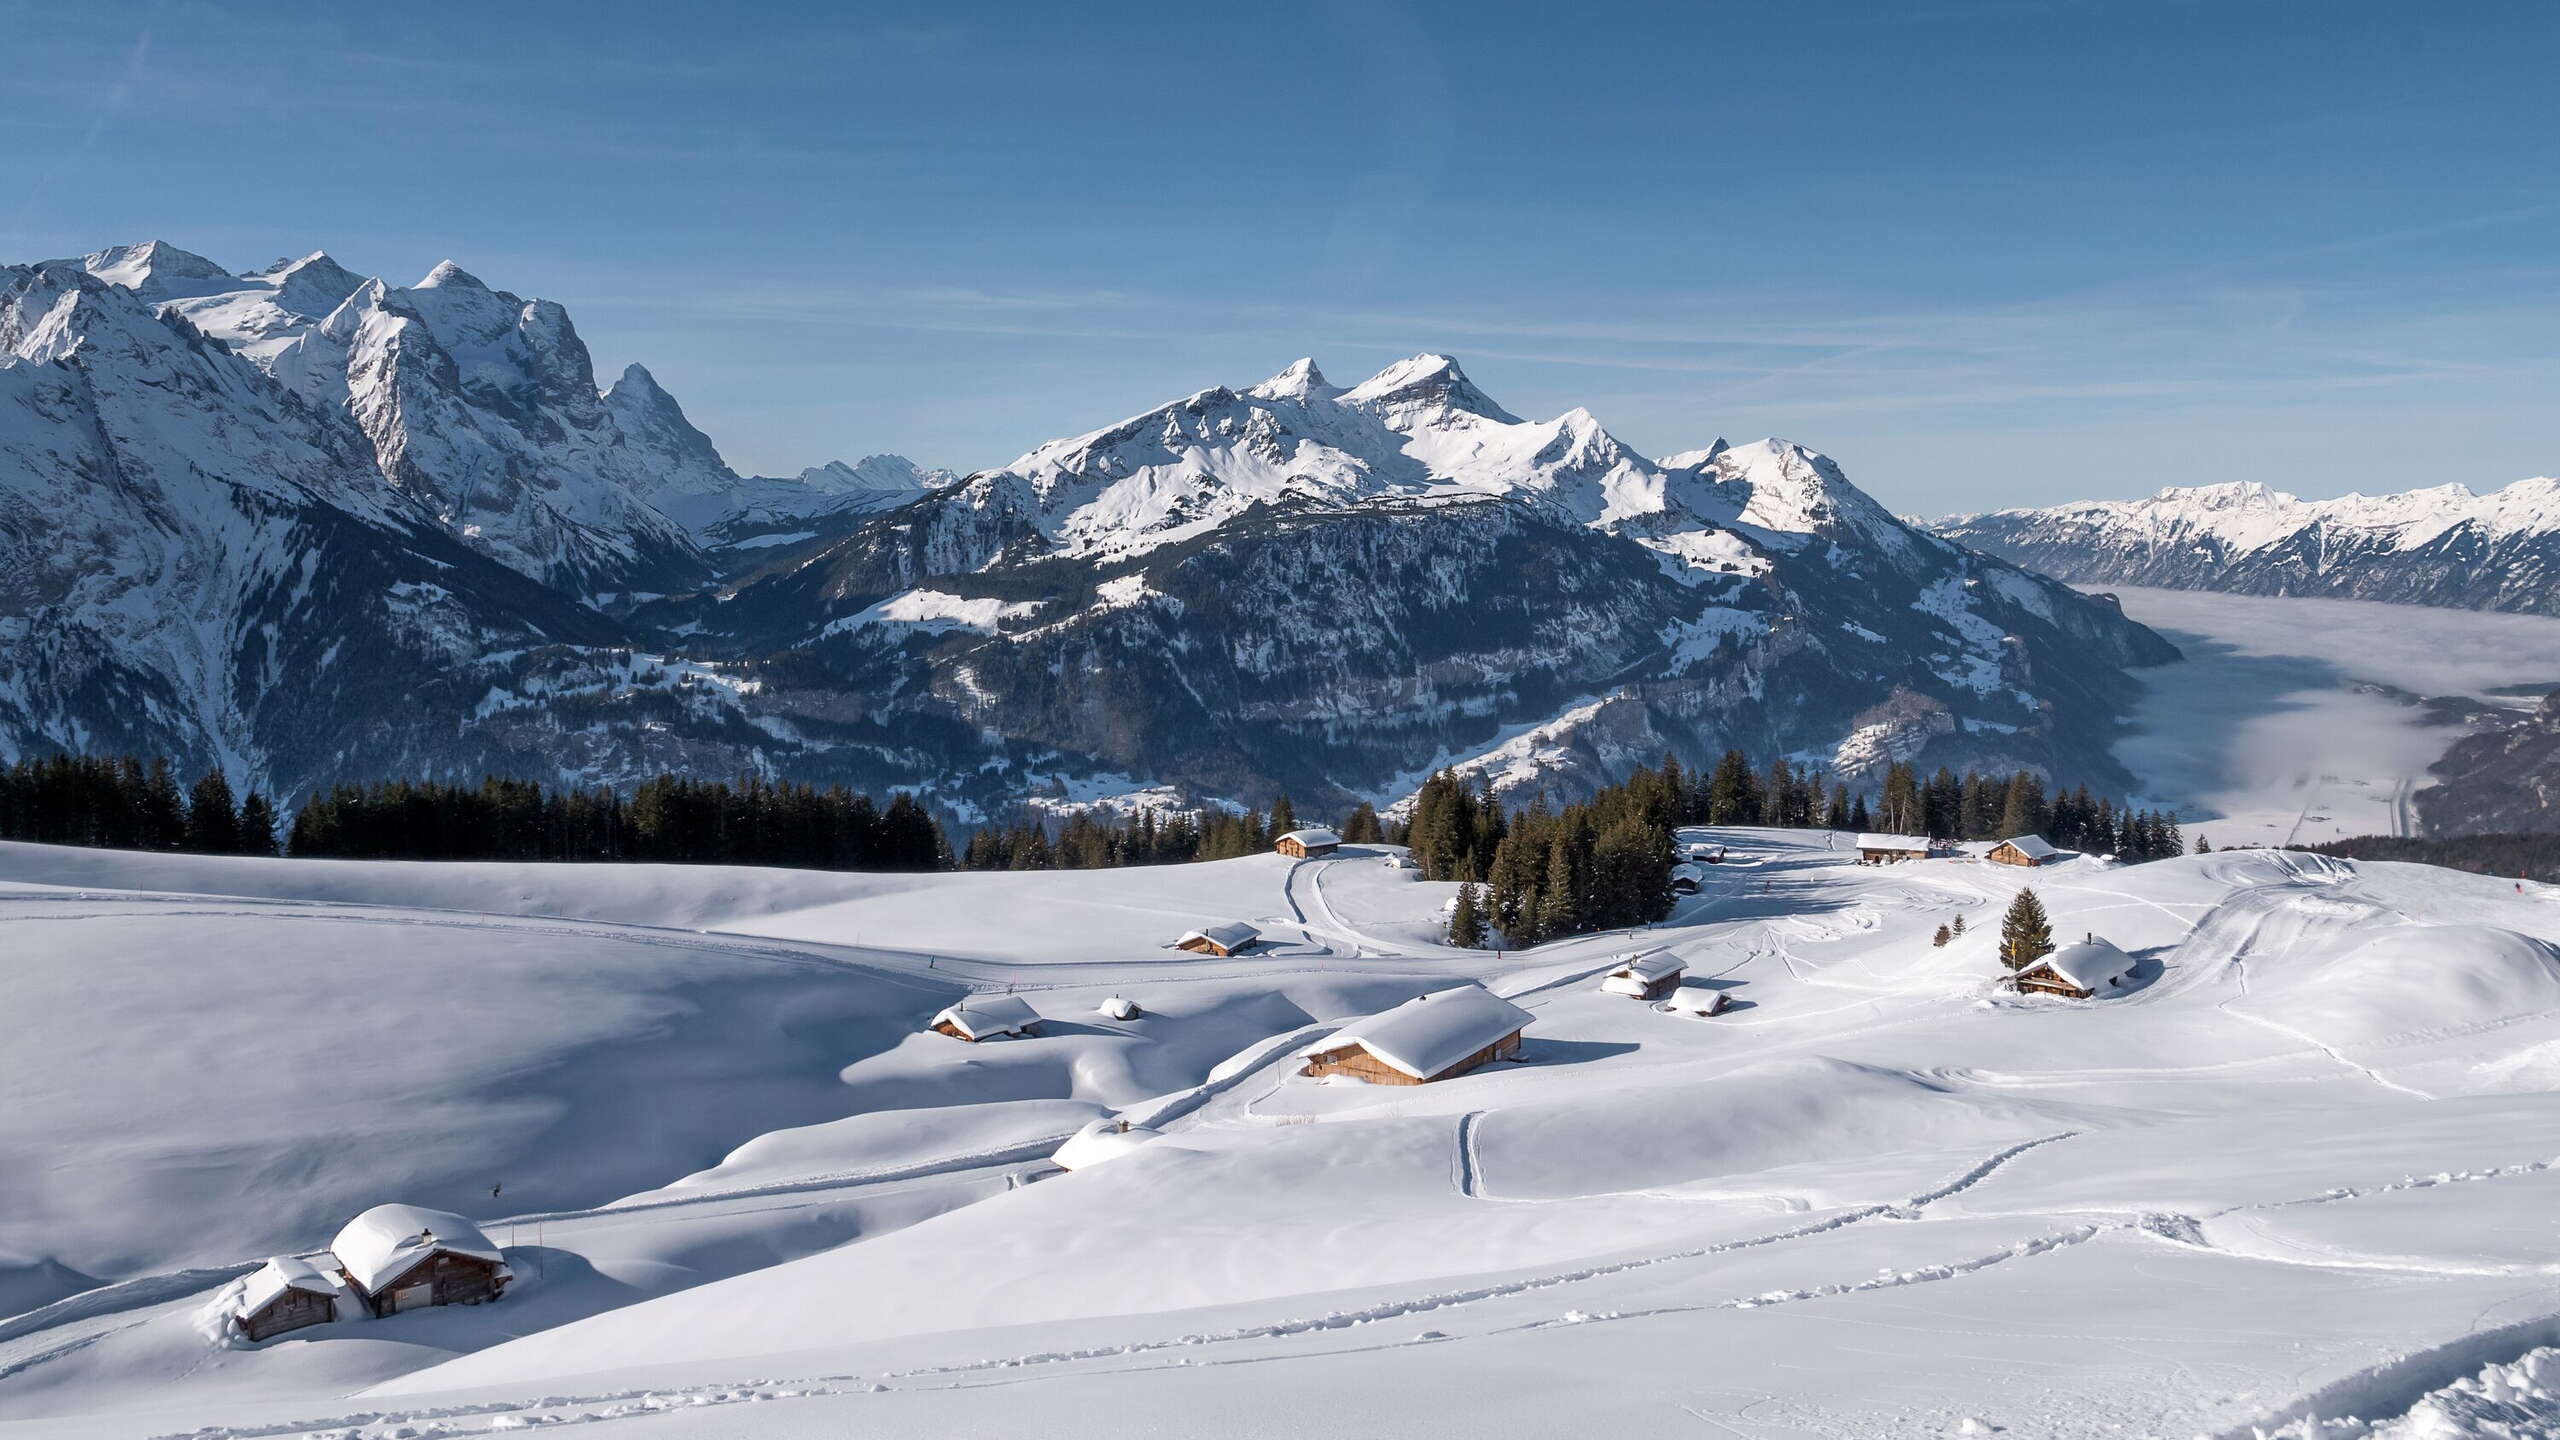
[688,356,2177,813]
[0,258,621,790]
[1935,479,2560,615]
[1,240,2176,815]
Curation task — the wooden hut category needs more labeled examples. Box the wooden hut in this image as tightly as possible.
[1096,995,1142,1021]
[1175,921,1260,956]
[1857,833,1932,864]
[1601,950,1686,1001]
[330,1205,509,1317]
[2012,937,2134,999]
[1988,835,2058,868]
[1686,842,1727,864]
[232,1254,352,1343]
[1275,827,1342,859]
[1301,984,1532,1085]
[931,994,1043,1041]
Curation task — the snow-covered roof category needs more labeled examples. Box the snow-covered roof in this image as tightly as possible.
[1608,950,1685,983]
[236,1253,348,1318]
[1277,827,1342,848]
[1178,921,1260,951]
[329,1205,504,1296]
[1665,987,1723,1015]
[2020,938,2134,993]
[1052,1117,1165,1171]
[1097,995,1140,1020]
[1857,833,1932,851]
[1315,984,1533,1080]
[1995,834,2058,859]
[932,993,1042,1039]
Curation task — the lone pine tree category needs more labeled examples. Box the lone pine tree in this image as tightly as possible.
[2000,888,2055,971]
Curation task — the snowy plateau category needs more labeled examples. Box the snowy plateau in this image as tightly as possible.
[8,834,2560,1437]
[1,241,2173,819]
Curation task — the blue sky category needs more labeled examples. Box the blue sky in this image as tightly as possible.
[4,0,2556,512]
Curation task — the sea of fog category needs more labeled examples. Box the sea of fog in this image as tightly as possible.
[2093,587,2560,847]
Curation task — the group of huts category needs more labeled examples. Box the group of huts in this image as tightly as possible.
[931,991,1147,1042]
[229,1204,510,1344]
[1858,832,2061,867]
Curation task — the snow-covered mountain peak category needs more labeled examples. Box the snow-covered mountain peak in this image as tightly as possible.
[799,455,954,495]
[2154,478,2292,511]
[1247,357,1342,402]
[79,240,236,302]
[416,259,488,291]
[1340,353,1523,426]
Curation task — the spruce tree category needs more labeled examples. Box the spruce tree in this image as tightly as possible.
[1269,792,1298,839]
[1999,887,2055,971]
[1447,880,1488,948]
[2194,833,2212,854]
[1339,801,1385,844]
[1951,913,1966,936]
[1932,923,1951,948]
[184,769,240,853]
[1707,750,1761,826]
[237,791,280,856]
[137,759,187,850]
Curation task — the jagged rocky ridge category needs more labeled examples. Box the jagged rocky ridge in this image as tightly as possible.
[3,240,2177,817]
[1935,479,2560,615]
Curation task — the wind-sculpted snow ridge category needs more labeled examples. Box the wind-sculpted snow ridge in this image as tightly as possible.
[1935,477,2560,615]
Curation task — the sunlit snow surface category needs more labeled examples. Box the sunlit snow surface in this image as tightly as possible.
[2099,586,2560,847]
[7,832,2560,1438]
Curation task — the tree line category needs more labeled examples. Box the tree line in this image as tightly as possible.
[286,774,949,870]
[2307,832,2560,884]
[0,755,280,856]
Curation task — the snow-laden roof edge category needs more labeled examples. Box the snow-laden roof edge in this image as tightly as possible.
[1313,984,1533,1079]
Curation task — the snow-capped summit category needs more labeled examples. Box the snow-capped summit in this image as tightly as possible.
[1936,474,2560,616]
[416,258,488,290]
[1339,352,1522,425]
[1247,357,1342,402]
[80,240,239,302]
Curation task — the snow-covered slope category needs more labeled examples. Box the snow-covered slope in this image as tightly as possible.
[9,833,2560,1438]
[1936,478,2560,615]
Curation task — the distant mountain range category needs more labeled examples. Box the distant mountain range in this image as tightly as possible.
[1,240,2176,818]
[1934,478,2560,615]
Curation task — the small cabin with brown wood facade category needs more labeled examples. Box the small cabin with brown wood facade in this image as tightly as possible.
[2011,936,2134,999]
[330,1205,511,1318]
[1175,921,1260,956]
[1857,833,1933,864]
[1600,950,1686,1001]
[1988,835,2058,868]
[1274,827,1342,859]
[930,993,1043,1041]
[1301,984,1533,1085]
[232,1254,353,1343]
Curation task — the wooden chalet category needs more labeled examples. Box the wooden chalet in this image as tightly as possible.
[1856,833,1933,864]
[2012,936,2134,999]
[1988,834,2058,868]
[1096,995,1142,1021]
[1685,842,1727,864]
[1301,984,1532,1085]
[329,1205,510,1317]
[1175,921,1260,957]
[232,1253,351,1343]
[1601,950,1686,1001]
[931,994,1043,1041]
[1275,827,1343,858]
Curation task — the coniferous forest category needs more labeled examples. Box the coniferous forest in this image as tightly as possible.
[0,750,2185,903]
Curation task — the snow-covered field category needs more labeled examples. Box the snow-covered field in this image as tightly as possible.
[2100,586,2560,846]
[7,832,2560,1438]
